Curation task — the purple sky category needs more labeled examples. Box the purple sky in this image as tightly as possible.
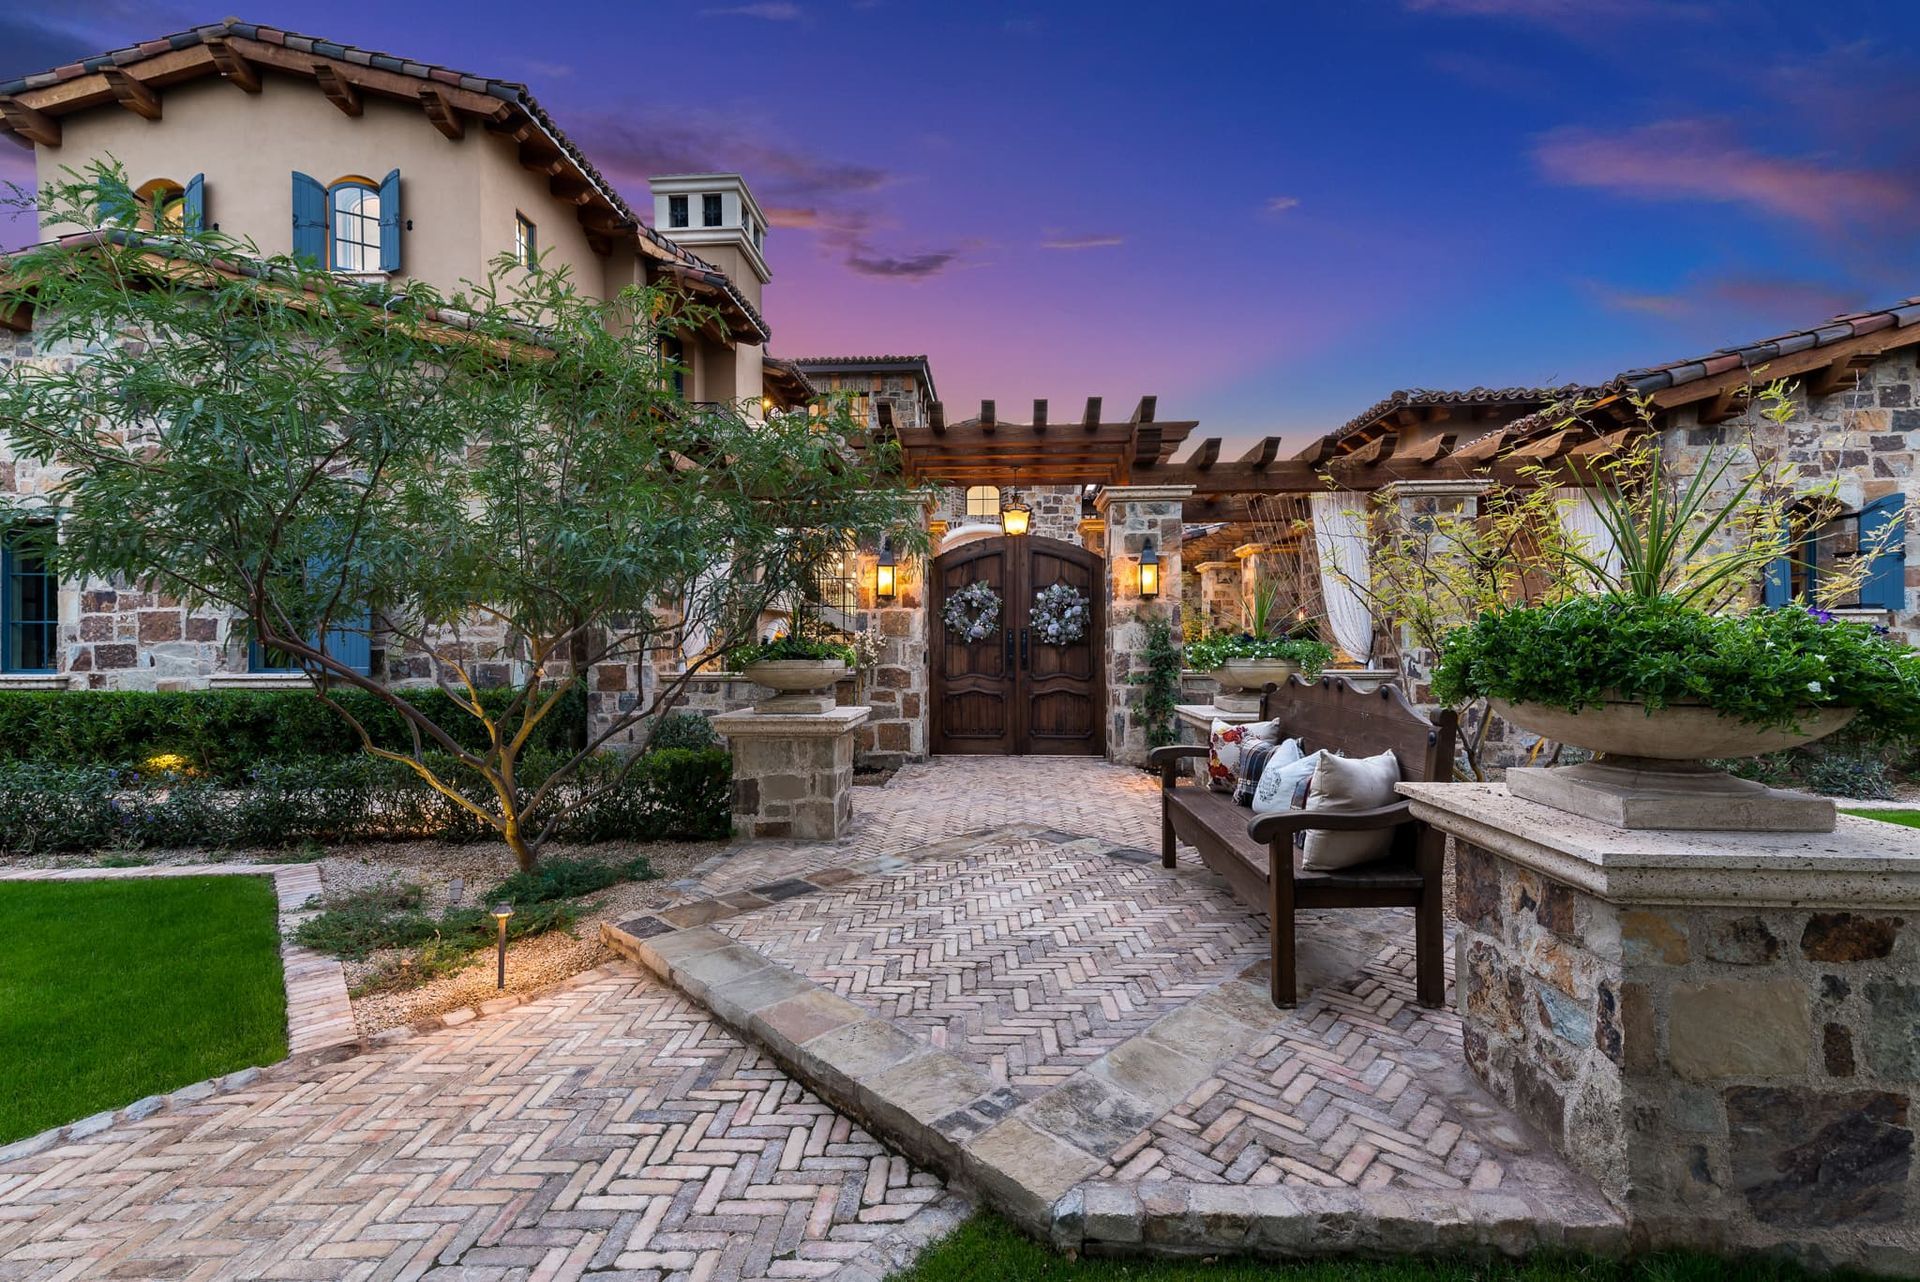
[5,1,1920,452]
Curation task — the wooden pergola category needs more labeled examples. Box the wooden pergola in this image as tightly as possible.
[872,396,1197,486]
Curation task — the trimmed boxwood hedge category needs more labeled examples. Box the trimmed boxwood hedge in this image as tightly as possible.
[0,747,730,854]
[0,686,587,782]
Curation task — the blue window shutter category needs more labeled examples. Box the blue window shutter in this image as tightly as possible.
[292,171,327,264]
[1859,495,1907,611]
[378,168,402,272]
[183,173,205,233]
[321,618,373,677]
[1762,556,1792,607]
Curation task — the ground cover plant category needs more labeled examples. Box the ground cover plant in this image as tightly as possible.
[887,1215,1855,1282]
[0,165,925,870]
[0,876,286,1143]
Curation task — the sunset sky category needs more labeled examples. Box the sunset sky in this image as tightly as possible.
[5,0,1919,452]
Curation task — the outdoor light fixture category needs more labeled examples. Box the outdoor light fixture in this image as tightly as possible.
[875,538,897,601]
[1001,499,1032,537]
[1139,539,1161,598]
[492,902,514,990]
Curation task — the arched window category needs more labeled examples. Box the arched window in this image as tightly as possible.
[135,178,186,232]
[328,177,382,272]
[965,486,1001,520]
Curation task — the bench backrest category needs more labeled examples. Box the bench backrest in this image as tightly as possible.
[1261,675,1457,784]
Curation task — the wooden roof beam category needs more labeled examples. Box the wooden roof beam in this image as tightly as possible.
[1187,437,1221,470]
[313,63,362,117]
[1032,399,1047,430]
[1237,436,1281,468]
[418,85,465,140]
[100,67,161,120]
[979,400,996,432]
[203,37,261,92]
[0,96,59,146]
[1804,354,1867,400]
[1342,432,1397,468]
[1130,395,1157,424]
[1082,396,1102,430]
[928,401,946,434]
[1697,386,1750,427]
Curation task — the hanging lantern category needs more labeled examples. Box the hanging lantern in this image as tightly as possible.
[875,538,897,602]
[1139,539,1160,598]
[1001,499,1032,537]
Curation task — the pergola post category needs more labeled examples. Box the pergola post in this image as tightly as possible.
[1094,484,1193,766]
[1195,560,1242,633]
[851,515,932,769]
[1232,542,1275,628]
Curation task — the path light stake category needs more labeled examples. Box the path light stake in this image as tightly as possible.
[492,902,513,989]
[1139,538,1160,598]
[875,538,896,601]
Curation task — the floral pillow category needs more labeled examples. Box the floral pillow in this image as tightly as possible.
[1206,717,1283,792]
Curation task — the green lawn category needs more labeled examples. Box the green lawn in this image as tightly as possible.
[1843,808,1920,829]
[888,1215,1843,1282]
[0,875,288,1144]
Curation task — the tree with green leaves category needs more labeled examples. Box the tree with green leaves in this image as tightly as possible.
[0,165,926,869]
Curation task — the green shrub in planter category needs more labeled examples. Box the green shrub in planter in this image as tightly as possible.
[1435,598,1920,742]
[1183,632,1333,676]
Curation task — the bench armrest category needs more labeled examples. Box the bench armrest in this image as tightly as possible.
[1246,800,1412,844]
[1147,745,1209,768]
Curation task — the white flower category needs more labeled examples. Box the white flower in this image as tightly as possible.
[1807,680,1823,694]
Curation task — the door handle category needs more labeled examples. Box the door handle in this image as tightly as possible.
[1020,627,1030,669]
[1004,626,1015,670]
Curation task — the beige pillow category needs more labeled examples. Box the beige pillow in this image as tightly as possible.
[1299,749,1402,871]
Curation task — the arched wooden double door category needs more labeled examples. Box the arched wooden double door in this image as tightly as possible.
[930,535,1104,755]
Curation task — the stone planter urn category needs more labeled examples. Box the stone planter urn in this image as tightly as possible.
[1211,658,1299,715]
[1495,696,1858,832]
[741,659,848,715]
[1325,666,1398,694]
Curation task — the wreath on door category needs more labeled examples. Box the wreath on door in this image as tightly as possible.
[943,580,1002,643]
[1031,582,1091,646]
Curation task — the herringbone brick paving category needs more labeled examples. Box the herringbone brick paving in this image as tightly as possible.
[0,969,948,1282]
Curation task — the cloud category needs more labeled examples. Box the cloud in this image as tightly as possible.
[1262,196,1300,215]
[700,2,803,17]
[564,110,964,280]
[845,248,956,279]
[1533,119,1915,230]
[1588,275,1864,326]
[1404,0,1712,23]
[1041,233,1124,250]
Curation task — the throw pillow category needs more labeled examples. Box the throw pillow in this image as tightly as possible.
[1205,717,1283,793]
[1300,749,1403,871]
[1250,747,1323,815]
[1232,735,1297,806]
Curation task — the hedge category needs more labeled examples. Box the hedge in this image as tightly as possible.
[0,747,730,854]
[0,686,587,782]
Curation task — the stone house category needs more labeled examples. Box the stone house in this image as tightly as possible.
[0,19,808,720]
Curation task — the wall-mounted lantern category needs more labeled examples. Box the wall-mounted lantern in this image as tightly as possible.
[1001,499,1032,537]
[1139,539,1160,598]
[875,538,897,602]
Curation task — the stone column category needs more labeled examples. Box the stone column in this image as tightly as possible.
[1234,541,1273,620]
[712,706,871,840]
[1195,560,1241,633]
[1401,782,1920,1272]
[852,535,930,769]
[1094,485,1192,766]
[1076,515,1106,554]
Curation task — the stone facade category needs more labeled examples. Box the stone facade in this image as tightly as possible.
[1096,486,1191,766]
[927,484,1085,544]
[1408,784,1920,1272]
[713,706,868,840]
[1195,560,1241,632]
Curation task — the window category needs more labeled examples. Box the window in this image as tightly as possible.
[965,486,1002,520]
[2,526,58,674]
[136,179,186,231]
[329,178,381,272]
[1764,495,1906,610]
[661,335,686,399]
[514,212,538,269]
[668,194,689,228]
[702,193,723,228]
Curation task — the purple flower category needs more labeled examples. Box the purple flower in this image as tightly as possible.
[1807,606,1835,625]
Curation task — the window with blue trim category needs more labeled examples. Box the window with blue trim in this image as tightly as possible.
[1763,495,1906,611]
[328,178,381,272]
[2,526,58,673]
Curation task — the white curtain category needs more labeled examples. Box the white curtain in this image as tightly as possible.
[1311,490,1374,663]
[1554,486,1621,587]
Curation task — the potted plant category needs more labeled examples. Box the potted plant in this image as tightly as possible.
[727,632,856,714]
[1433,399,1920,829]
[1186,578,1333,710]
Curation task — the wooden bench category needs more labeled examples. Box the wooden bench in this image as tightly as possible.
[1148,675,1457,1009]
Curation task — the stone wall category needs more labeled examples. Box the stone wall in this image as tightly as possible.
[1440,805,1919,1270]
[1096,486,1190,765]
[927,484,1084,544]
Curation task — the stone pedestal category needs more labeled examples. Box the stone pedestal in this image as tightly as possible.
[1402,782,1920,1272]
[713,706,870,841]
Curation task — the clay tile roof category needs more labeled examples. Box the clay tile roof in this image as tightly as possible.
[1613,293,1920,397]
[1311,385,1583,456]
[0,18,770,343]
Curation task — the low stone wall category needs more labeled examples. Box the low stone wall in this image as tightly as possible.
[714,706,868,840]
[1408,782,1919,1272]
